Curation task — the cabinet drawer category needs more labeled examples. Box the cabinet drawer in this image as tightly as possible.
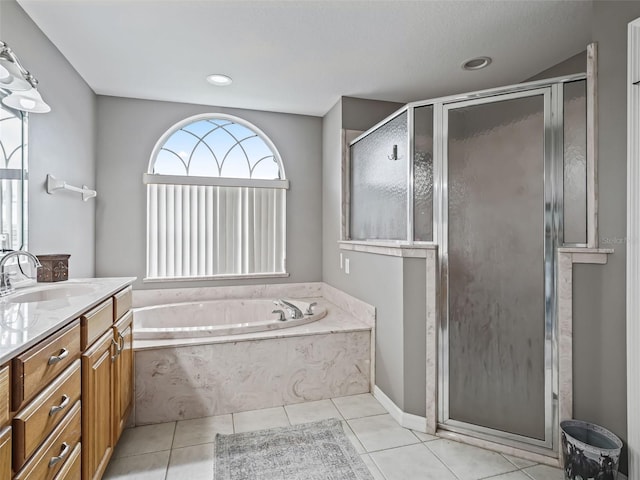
[113,286,132,322]
[0,427,10,480]
[13,320,81,410]
[0,366,8,426]
[53,442,80,480]
[15,400,81,480]
[13,360,81,469]
[81,298,114,350]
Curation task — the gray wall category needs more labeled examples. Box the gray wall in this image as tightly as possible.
[0,0,96,277]
[403,257,427,415]
[572,2,640,473]
[322,96,429,413]
[95,96,322,288]
[526,50,587,82]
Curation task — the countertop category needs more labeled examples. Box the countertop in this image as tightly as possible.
[0,277,136,364]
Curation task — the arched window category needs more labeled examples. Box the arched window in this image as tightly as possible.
[144,114,288,280]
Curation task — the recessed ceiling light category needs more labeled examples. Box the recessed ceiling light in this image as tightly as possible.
[206,74,233,86]
[461,56,492,71]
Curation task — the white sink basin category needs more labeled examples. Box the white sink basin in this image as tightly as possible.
[7,284,96,304]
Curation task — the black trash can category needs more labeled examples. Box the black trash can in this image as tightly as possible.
[561,420,623,480]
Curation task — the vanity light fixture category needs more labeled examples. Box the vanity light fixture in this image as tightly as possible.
[0,40,51,113]
[206,73,233,86]
[461,56,492,71]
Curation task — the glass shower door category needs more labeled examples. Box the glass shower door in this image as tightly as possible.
[440,88,554,447]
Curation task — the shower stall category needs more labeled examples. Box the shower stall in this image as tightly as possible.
[348,73,591,454]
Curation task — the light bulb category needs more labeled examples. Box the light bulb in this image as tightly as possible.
[206,74,233,86]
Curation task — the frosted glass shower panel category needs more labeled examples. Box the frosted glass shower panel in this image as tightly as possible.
[414,105,433,241]
[447,95,546,440]
[563,80,587,245]
[350,112,408,240]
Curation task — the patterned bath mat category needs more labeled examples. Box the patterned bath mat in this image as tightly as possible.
[214,418,374,480]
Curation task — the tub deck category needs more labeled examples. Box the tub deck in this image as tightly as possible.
[134,297,369,350]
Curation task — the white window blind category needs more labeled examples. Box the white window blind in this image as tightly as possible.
[145,113,288,281]
[146,182,286,279]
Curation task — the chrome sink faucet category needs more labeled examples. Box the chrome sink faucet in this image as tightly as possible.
[273,299,303,319]
[0,250,42,296]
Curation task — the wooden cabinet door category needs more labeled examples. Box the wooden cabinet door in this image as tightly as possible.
[0,427,10,480]
[113,311,133,441]
[81,330,115,480]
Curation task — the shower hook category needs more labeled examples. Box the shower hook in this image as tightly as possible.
[388,145,399,161]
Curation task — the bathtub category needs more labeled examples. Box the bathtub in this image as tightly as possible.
[131,285,373,425]
[133,298,326,340]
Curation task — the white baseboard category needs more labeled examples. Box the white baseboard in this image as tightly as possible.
[373,385,427,433]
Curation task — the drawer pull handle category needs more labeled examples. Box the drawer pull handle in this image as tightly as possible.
[48,348,69,365]
[49,394,70,416]
[48,442,70,468]
[111,337,121,362]
[118,331,126,351]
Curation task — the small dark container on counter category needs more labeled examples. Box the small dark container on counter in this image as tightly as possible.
[36,254,70,282]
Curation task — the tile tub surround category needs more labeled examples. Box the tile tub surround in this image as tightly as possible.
[135,330,370,424]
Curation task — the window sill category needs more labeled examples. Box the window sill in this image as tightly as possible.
[339,240,437,258]
[143,272,290,283]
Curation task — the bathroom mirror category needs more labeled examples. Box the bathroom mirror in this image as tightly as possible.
[0,103,28,255]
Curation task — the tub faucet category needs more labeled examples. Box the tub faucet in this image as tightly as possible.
[274,299,303,319]
[0,250,42,296]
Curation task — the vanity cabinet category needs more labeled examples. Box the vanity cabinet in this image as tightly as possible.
[12,321,81,411]
[0,426,11,479]
[14,400,81,480]
[11,321,82,479]
[53,441,81,480]
[112,310,133,441]
[12,360,81,468]
[0,279,134,480]
[1,365,11,479]
[81,330,114,480]
[81,286,133,480]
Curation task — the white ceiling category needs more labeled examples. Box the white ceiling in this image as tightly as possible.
[17,0,593,117]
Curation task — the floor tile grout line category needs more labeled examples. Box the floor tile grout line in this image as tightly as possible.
[366,452,390,480]
[165,447,175,480]
[165,421,178,480]
[476,465,521,479]
[499,452,539,471]
[111,447,173,460]
[423,440,465,480]
[359,439,422,455]
[520,469,536,480]
[169,420,178,450]
[282,405,293,426]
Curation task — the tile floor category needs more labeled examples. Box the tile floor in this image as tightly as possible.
[104,393,564,480]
